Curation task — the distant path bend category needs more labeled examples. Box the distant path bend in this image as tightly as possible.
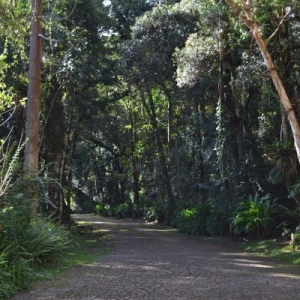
[12,214,300,300]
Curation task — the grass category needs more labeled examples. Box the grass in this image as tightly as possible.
[60,228,109,267]
[32,219,111,281]
[2,217,110,300]
[241,238,300,264]
[198,235,300,265]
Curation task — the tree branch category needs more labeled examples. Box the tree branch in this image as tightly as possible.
[225,0,242,16]
[90,137,117,156]
[266,8,291,45]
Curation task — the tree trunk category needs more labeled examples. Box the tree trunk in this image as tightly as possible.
[225,0,300,164]
[24,0,43,218]
[130,112,140,204]
[140,87,176,220]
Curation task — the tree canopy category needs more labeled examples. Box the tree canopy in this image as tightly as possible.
[1,0,300,230]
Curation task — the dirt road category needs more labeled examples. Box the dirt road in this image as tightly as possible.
[11,214,300,299]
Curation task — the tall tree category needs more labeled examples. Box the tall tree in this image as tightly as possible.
[24,0,43,217]
[225,0,300,165]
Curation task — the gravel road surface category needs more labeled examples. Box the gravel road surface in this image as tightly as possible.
[11,214,300,300]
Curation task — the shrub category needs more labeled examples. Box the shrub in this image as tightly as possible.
[144,206,157,222]
[21,218,71,266]
[231,194,277,238]
[131,203,145,219]
[174,203,212,236]
[95,203,109,216]
[111,200,166,222]
[0,195,32,247]
[276,206,300,238]
[0,175,71,298]
[0,216,71,299]
[0,246,34,299]
[205,206,230,236]
[114,202,133,219]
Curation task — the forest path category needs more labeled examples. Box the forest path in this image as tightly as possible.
[11,214,300,300]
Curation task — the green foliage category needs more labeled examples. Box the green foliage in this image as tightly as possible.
[21,219,71,266]
[113,201,146,219]
[205,206,230,236]
[240,238,300,265]
[144,206,157,222]
[276,205,300,236]
[0,213,71,298]
[1,0,300,259]
[95,203,110,217]
[0,189,32,245]
[173,203,212,236]
[0,140,23,197]
[0,244,34,299]
[111,200,166,222]
[62,224,110,270]
[0,172,70,298]
[266,142,298,186]
[289,182,300,199]
[231,194,277,238]
[114,202,133,219]
[175,34,219,87]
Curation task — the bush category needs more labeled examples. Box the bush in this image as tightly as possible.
[144,206,157,222]
[0,177,71,299]
[231,194,277,238]
[0,216,71,299]
[111,200,166,222]
[205,206,230,236]
[173,203,212,236]
[95,203,110,216]
[0,243,34,299]
[276,206,300,238]
[114,202,133,219]
[22,218,71,266]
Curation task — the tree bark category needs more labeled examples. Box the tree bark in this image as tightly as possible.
[225,0,300,164]
[129,112,140,204]
[24,0,43,217]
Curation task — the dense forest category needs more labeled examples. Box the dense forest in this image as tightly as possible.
[1,0,300,295]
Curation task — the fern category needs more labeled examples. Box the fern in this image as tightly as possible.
[0,140,24,198]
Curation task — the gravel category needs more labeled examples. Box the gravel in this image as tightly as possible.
[11,214,300,300]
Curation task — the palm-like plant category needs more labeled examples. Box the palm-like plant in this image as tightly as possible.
[265,142,300,206]
[231,194,277,238]
[266,142,298,185]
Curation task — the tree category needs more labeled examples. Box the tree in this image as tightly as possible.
[225,0,300,165]
[24,0,43,217]
[1,0,299,230]
[119,3,200,217]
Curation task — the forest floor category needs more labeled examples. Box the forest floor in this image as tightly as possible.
[11,214,300,300]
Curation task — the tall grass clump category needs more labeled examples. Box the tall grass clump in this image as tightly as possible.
[0,179,71,298]
[0,145,71,298]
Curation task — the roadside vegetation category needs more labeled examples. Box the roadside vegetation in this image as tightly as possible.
[0,203,109,299]
[95,195,300,266]
[2,0,300,298]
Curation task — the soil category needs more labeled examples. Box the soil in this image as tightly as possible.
[11,214,300,300]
